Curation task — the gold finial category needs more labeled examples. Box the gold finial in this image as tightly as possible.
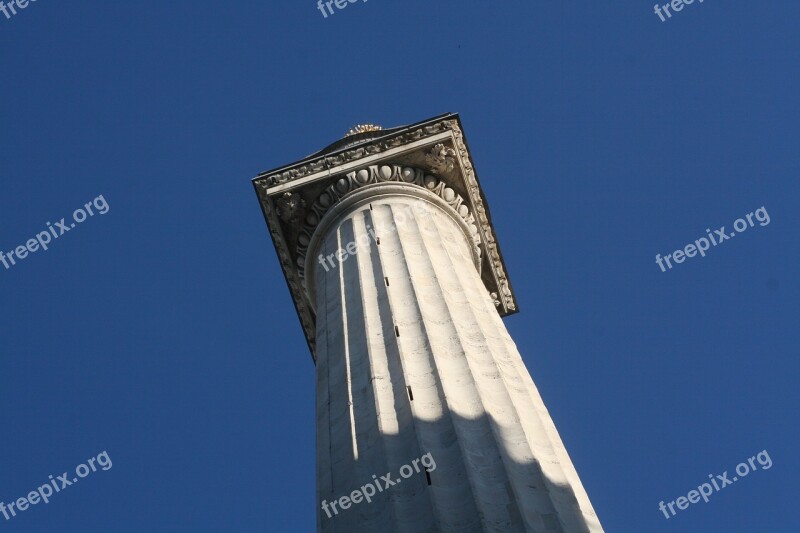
[345,124,383,137]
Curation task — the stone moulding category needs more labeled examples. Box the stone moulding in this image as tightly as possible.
[302,182,484,316]
[252,113,517,361]
[293,165,481,293]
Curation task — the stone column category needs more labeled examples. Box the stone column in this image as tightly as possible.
[309,183,603,533]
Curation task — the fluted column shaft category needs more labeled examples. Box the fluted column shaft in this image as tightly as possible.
[312,184,602,533]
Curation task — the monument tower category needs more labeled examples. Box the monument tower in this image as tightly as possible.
[253,114,603,532]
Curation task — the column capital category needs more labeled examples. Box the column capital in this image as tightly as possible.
[252,114,518,360]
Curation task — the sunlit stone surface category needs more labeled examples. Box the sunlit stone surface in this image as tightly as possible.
[253,115,604,532]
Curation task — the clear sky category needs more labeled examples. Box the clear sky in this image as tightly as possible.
[1,1,798,531]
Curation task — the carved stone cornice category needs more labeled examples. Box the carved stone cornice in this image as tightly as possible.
[252,113,517,362]
[445,120,516,316]
[257,118,452,192]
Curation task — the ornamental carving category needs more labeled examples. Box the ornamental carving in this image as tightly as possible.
[259,121,452,189]
[275,192,305,222]
[445,120,516,312]
[427,143,457,173]
[294,165,481,288]
[346,124,383,136]
[253,114,518,361]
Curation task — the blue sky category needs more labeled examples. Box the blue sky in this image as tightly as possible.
[1,1,798,531]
